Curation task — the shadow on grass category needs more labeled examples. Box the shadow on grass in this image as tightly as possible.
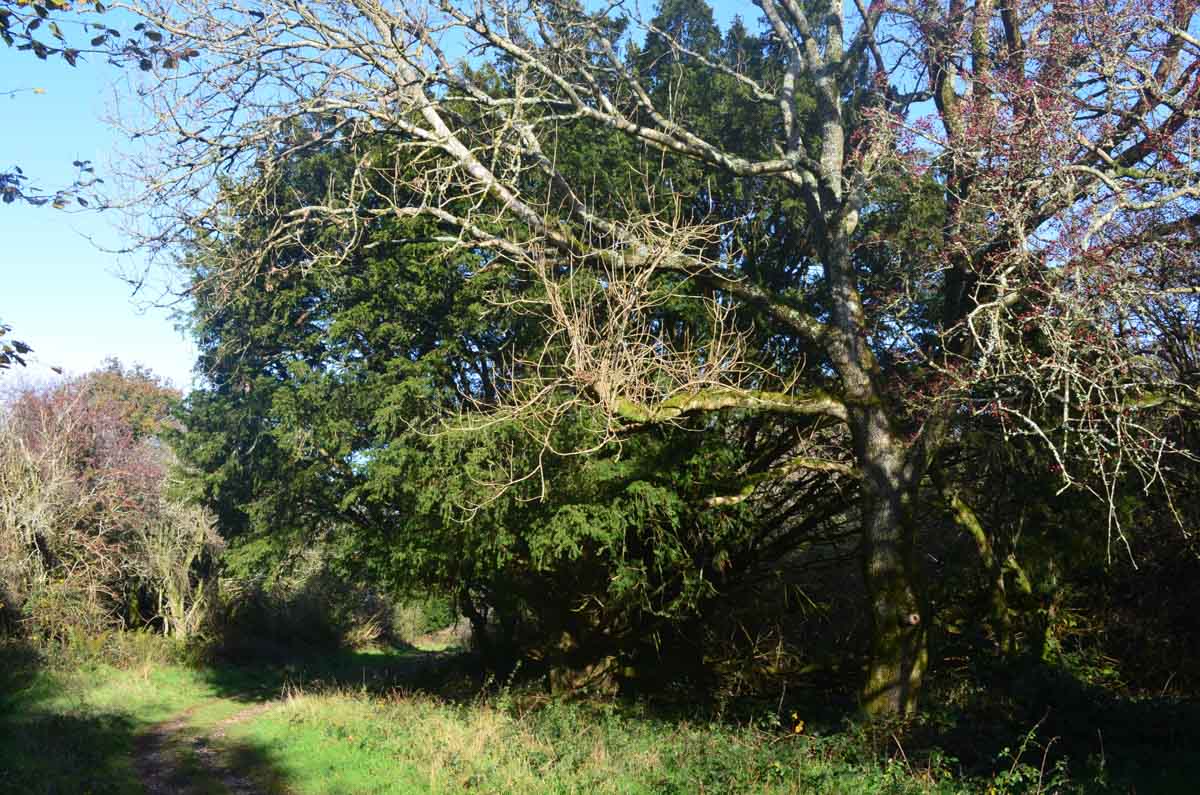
[481,645,1200,795]
[13,632,1192,794]
[0,641,304,795]
[196,643,479,707]
[201,638,1200,794]
[893,654,1200,794]
[148,721,323,795]
[0,708,142,795]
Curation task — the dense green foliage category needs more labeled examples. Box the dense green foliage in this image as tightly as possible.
[163,0,1200,712]
[169,4,869,689]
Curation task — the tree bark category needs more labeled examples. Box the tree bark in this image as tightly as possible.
[821,224,928,716]
[458,587,491,658]
[858,434,926,717]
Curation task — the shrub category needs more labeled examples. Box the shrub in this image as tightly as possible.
[0,363,221,642]
[392,595,457,644]
[207,542,401,659]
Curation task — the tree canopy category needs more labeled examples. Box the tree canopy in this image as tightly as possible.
[122,0,1200,715]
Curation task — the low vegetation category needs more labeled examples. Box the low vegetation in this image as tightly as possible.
[5,634,1195,794]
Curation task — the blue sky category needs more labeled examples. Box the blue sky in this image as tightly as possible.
[1,24,199,392]
[0,1,753,394]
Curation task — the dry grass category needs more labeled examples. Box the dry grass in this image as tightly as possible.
[220,684,973,794]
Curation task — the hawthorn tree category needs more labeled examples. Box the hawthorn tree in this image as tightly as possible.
[118,0,1200,714]
[0,361,220,639]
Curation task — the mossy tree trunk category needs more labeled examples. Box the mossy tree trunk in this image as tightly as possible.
[857,435,926,717]
[938,478,1048,658]
[822,227,929,717]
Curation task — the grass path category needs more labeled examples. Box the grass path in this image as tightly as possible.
[0,642,1024,794]
[0,643,464,795]
[122,645,460,794]
[134,699,280,795]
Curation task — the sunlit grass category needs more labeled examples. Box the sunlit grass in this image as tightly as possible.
[4,637,1197,794]
[2,640,971,795]
[224,688,971,794]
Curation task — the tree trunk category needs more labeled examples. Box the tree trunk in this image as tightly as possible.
[548,628,619,697]
[820,226,929,717]
[857,430,926,717]
[458,587,491,658]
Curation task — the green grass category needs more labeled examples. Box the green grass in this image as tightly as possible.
[0,647,217,794]
[2,634,1198,794]
[223,690,977,794]
[0,638,970,795]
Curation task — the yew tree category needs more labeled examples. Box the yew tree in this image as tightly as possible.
[170,118,853,688]
[119,0,1199,714]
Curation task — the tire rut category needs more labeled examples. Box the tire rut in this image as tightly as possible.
[133,700,280,795]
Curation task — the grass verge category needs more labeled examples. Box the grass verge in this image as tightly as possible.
[2,634,1198,794]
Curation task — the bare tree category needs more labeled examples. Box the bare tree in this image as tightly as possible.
[114,0,1200,714]
[0,386,124,637]
[132,491,222,639]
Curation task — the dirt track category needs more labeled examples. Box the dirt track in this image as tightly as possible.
[133,700,279,795]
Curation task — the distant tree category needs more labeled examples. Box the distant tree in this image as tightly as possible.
[0,361,219,639]
[86,356,180,437]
